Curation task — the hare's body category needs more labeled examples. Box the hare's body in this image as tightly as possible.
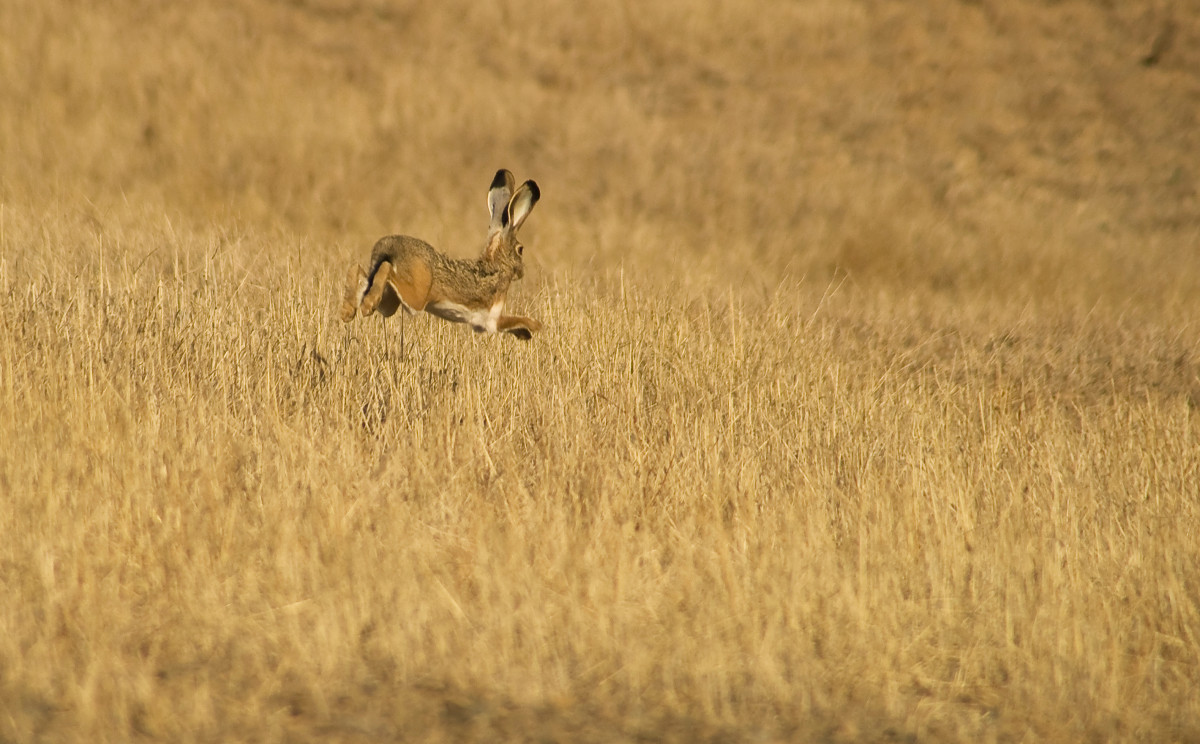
[340,169,542,340]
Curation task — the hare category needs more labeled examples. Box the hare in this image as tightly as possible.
[340,169,542,340]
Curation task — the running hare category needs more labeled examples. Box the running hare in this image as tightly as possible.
[340,169,542,340]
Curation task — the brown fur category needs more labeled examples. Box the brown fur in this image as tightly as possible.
[339,170,542,339]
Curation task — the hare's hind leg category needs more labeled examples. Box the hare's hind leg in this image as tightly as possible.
[363,259,433,317]
[382,260,433,316]
[360,261,394,317]
[497,314,542,341]
[341,264,369,323]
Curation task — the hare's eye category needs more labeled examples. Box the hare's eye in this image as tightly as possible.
[517,244,524,256]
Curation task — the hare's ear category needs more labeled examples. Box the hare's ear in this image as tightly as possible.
[488,169,516,235]
[507,180,540,233]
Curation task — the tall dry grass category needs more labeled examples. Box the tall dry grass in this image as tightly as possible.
[2,0,1200,741]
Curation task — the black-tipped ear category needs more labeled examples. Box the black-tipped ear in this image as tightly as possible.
[507,180,540,232]
[488,169,516,233]
[490,169,515,192]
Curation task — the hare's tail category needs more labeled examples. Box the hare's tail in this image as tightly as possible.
[366,240,402,284]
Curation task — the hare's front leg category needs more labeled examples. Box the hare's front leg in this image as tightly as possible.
[497,314,542,340]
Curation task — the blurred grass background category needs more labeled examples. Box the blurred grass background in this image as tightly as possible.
[2,1,1199,741]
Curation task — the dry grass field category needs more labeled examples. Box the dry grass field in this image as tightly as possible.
[3,0,1200,741]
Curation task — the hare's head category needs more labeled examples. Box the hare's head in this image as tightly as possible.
[483,169,540,279]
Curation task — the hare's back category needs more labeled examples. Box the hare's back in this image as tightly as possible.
[369,234,437,266]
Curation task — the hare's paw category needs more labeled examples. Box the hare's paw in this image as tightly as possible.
[499,315,541,340]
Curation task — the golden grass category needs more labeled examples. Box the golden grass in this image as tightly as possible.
[2,1,1200,741]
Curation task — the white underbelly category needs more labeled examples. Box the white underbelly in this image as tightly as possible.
[426,299,502,333]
